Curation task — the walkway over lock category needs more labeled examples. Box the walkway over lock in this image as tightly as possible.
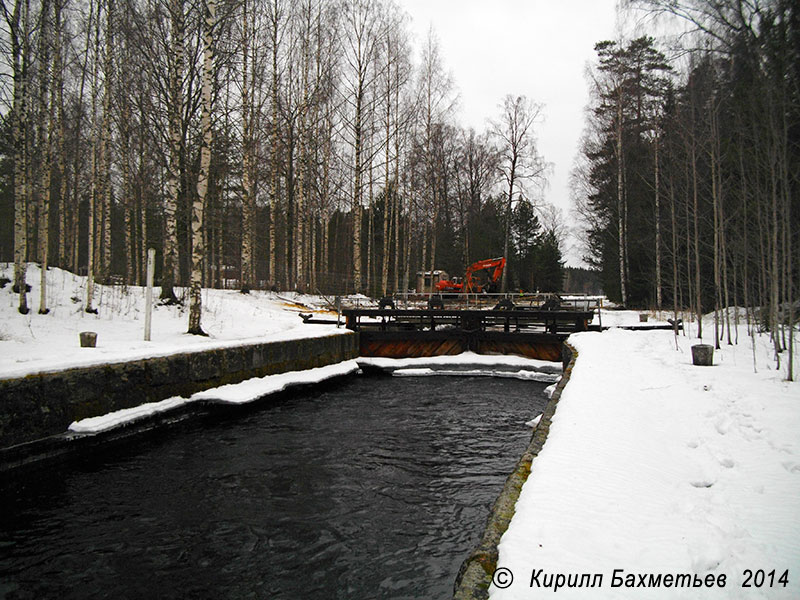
[342,308,594,362]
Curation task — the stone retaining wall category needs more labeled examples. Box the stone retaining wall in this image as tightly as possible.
[0,332,358,449]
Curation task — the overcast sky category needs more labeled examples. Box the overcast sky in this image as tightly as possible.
[395,0,621,266]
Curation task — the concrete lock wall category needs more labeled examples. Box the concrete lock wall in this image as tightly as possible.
[0,333,358,449]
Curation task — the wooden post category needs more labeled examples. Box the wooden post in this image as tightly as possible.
[144,248,155,341]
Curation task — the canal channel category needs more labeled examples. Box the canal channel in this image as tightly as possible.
[0,374,549,599]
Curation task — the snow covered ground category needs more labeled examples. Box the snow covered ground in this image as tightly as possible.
[493,320,799,599]
[592,307,671,328]
[0,264,349,379]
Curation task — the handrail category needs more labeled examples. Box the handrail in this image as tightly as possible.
[342,307,594,335]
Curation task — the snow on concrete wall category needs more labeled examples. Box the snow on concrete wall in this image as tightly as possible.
[0,332,358,448]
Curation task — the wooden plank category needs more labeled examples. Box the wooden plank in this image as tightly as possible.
[358,330,564,361]
[475,339,562,362]
[360,338,466,358]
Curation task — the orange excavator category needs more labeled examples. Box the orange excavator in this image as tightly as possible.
[434,257,506,294]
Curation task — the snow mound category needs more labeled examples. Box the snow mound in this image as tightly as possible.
[69,397,189,434]
[191,360,360,405]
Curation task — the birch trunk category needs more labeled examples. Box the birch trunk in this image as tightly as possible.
[711,105,721,349]
[616,96,626,306]
[268,0,280,286]
[99,0,113,282]
[654,133,662,310]
[769,135,781,357]
[353,80,364,293]
[380,43,392,296]
[39,0,54,314]
[71,2,92,276]
[669,175,679,340]
[189,0,215,335]
[717,118,731,346]
[86,1,103,313]
[366,164,373,293]
[501,169,514,293]
[320,107,333,284]
[780,101,794,381]
[738,143,750,335]
[11,0,29,314]
[690,121,702,338]
[161,0,184,304]
[138,119,147,285]
[296,31,310,292]
[402,184,412,300]
[122,118,133,283]
[54,0,66,269]
[392,73,401,294]
[240,0,254,292]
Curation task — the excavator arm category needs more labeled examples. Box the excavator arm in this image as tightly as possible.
[464,257,506,293]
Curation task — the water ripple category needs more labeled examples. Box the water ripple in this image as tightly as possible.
[1,375,547,599]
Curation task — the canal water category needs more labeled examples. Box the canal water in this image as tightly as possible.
[0,374,548,599]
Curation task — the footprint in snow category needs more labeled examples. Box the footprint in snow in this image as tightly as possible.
[689,540,724,573]
[714,416,731,435]
[690,479,715,488]
[718,457,735,469]
[689,457,718,488]
[781,461,800,474]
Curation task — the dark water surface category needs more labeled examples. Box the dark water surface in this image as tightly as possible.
[0,375,547,599]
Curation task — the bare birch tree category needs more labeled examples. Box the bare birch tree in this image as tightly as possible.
[340,0,383,293]
[38,0,53,314]
[491,94,545,292]
[188,0,214,334]
[239,0,255,292]
[161,0,184,304]
[4,0,30,313]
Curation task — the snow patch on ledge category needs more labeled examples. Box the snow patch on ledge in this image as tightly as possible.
[191,359,360,405]
[68,396,190,434]
[67,360,360,434]
[525,413,543,429]
[391,367,559,383]
[358,351,562,373]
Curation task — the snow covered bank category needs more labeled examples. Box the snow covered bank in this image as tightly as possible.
[0,264,347,380]
[492,322,799,599]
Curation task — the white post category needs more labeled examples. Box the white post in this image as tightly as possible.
[144,248,155,341]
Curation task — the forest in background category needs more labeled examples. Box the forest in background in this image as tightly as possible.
[0,0,567,332]
[574,0,797,373]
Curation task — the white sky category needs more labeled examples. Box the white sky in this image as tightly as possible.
[395,0,621,266]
